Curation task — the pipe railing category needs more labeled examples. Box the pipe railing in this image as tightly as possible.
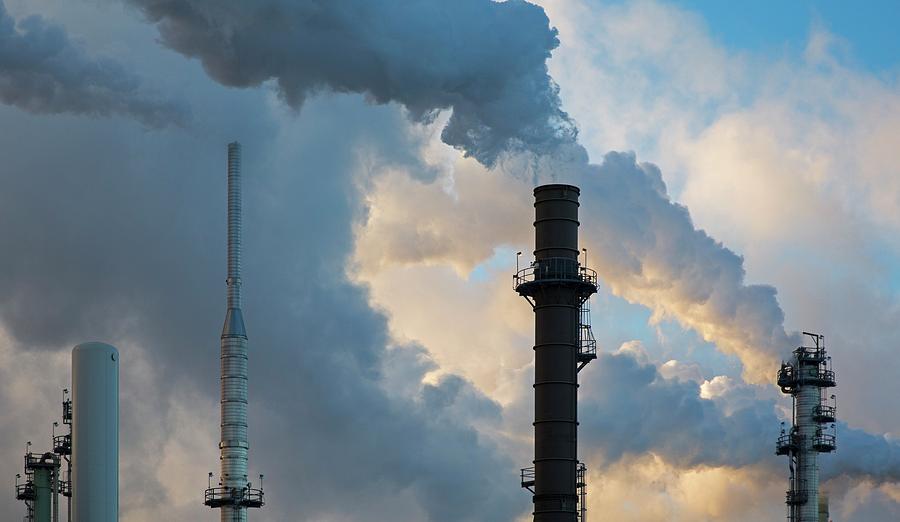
[514,257,597,289]
[204,485,265,508]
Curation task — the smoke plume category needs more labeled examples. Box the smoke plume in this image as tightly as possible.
[125,0,575,166]
[125,0,797,383]
[101,0,900,510]
[572,151,796,382]
[578,348,900,487]
[0,94,522,520]
[0,1,186,126]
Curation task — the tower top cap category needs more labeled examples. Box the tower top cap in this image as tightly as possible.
[72,342,118,357]
[534,183,580,195]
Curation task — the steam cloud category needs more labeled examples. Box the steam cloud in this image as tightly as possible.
[125,0,575,166]
[573,151,796,382]
[125,0,795,382]
[0,95,522,520]
[123,0,900,490]
[0,0,881,517]
[0,1,186,126]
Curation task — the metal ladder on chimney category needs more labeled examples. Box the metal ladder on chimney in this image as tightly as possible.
[577,297,597,372]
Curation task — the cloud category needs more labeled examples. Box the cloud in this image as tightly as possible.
[582,456,784,522]
[577,348,900,489]
[356,145,798,383]
[578,349,778,469]
[5,0,900,520]
[0,87,523,520]
[122,0,804,385]
[0,1,187,126]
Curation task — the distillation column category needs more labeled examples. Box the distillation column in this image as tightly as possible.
[205,142,263,520]
[17,452,62,522]
[31,454,60,522]
[515,185,597,522]
[776,333,836,522]
[797,361,820,521]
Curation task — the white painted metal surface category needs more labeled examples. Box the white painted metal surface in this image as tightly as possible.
[71,342,118,522]
[220,142,249,522]
[797,377,819,522]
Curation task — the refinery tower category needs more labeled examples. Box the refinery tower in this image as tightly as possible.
[204,143,264,520]
[776,332,837,522]
[515,184,598,522]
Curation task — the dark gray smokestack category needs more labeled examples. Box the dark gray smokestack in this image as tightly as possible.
[516,184,597,521]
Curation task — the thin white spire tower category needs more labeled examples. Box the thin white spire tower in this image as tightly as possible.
[204,142,263,520]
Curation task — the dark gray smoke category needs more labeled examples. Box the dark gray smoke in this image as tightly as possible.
[576,349,900,487]
[0,91,521,520]
[4,1,899,518]
[123,0,798,382]
[579,350,778,469]
[822,426,900,482]
[125,0,576,166]
[0,1,186,126]
[121,0,900,493]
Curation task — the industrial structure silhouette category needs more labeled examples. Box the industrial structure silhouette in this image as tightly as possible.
[11,159,836,522]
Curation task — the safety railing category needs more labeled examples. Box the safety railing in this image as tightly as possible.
[776,363,796,393]
[578,332,597,360]
[777,366,835,391]
[514,258,597,289]
[24,452,58,469]
[15,483,35,501]
[813,433,836,453]
[53,434,71,456]
[813,404,836,423]
[776,433,797,455]
[796,346,827,363]
[805,369,835,387]
[520,466,535,492]
[204,486,264,508]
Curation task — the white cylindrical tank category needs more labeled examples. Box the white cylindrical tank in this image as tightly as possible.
[71,342,118,522]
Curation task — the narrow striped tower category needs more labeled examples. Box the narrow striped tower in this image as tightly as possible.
[204,142,264,520]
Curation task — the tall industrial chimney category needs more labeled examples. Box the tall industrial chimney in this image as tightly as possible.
[776,332,837,522]
[515,184,597,522]
[71,342,119,522]
[204,142,264,520]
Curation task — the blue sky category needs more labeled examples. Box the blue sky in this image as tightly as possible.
[670,0,900,72]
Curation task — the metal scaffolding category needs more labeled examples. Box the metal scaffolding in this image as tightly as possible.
[14,390,73,522]
[776,332,836,522]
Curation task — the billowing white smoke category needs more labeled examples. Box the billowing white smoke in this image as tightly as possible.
[126,0,900,495]
[126,0,575,166]
[570,151,797,382]
[126,0,793,382]
[0,1,186,126]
